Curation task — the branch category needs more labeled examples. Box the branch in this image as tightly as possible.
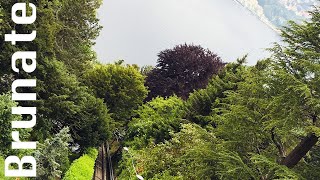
[281,133,318,168]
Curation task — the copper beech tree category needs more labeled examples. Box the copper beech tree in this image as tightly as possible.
[145,44,225,101]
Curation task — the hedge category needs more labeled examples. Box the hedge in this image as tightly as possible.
[63,148,98,180]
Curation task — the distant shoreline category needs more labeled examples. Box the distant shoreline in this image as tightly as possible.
[232,0,280,33]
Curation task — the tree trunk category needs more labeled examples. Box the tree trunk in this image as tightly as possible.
[281,133,318,168]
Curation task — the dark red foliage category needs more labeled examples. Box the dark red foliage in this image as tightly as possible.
[145,44,225,101]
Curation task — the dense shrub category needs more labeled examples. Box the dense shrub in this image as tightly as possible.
[63,148,98,180]
[126,96,185,149]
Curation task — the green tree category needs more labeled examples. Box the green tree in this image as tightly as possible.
[82,63,148,122]
[265,6,320,168]
[34,127,72,180]
[33,59,113,150]
[205,6,320,178]
[0,93,30,156]
[54,0,103,75]
[126,96,185,149]
[185,57,247,127]
[0,0,112,151]
[120,60,302,179]
[0,0,111,178]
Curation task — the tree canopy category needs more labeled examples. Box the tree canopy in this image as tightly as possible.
[82,62,148,122]
[118,6,320,180]
[145,44,225,101]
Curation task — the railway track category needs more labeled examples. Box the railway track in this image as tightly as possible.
[93,142,115,180]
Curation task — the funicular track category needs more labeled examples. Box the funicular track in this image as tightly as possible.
[93,142,115,180]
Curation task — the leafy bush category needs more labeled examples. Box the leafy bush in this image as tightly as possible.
[63,148,98,180]
[0,156,27,180]
[120,124,252,179]
[126,96,185,149]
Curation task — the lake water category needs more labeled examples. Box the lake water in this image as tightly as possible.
[94,0,280,66]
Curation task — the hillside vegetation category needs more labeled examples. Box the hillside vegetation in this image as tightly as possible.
[0,1,319,179]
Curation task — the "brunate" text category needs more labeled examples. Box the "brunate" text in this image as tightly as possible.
[4,2,37,177]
